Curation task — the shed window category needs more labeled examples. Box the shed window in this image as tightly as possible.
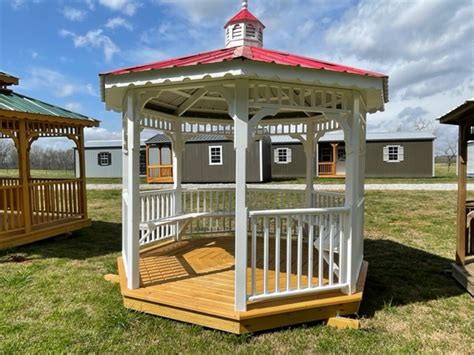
[209,146,223,165]
[383,145,404,163]
[274,148,292,164]
[98,152,112,166]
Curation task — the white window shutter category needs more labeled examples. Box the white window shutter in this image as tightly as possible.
[399,145,404,162]
[383,146,389,162]
[287,148,292,163]
[274,149,279,163]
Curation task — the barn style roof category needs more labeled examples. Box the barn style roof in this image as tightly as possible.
[146,134,229,145]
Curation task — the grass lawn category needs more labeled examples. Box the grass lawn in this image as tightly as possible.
[272,163,462,184]
[1,190,473,352]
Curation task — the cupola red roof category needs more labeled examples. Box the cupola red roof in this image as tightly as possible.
[224,8,265,28]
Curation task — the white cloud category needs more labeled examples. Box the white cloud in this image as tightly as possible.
[60,28,120,62]
[65,102,85,112]
[84,127,122,141]
[63,7,86,21]
[99,0,140,16]
[85,0,95,11]
[22,67,97,98]
[105,17,133,31]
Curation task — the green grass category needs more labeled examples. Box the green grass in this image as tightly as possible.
[0,169,75,179]
[1,190,473,352]
[1,163,460,185]
[272,163,461,184]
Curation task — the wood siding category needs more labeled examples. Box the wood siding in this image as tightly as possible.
[271,139,434,178]
[271,143,307,178]
[365,140,433,177]
[182,139,270,183]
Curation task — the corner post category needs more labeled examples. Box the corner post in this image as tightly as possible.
[18,120,32,234]
[344,93,363,293]
[304,123,316,207]
[457,121,468,265]
[123,92,141,289]
[78,126,88,220]
[233,79,249,312]
[172,124,184,240]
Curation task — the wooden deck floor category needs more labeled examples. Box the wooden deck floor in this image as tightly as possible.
[118,237,367,334]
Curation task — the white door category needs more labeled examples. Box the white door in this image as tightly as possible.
[336,146,346,175]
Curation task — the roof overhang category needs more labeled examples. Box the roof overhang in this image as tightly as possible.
[101,59,387,114]
[439,99,474,125]
[0,108,100,127]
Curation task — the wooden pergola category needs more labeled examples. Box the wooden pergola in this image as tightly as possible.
[439,98,474,295]
[101,2,388,332]
[0,72,99,249]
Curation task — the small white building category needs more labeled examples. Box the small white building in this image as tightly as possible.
[74,139,147,178]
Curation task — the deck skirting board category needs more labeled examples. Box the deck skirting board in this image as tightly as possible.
[452,262,474,296]
[0,218,92,249]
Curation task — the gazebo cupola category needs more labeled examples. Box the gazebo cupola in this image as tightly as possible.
[225,0,264,48]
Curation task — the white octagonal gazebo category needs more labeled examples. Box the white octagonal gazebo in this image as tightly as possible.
[100,2,388,333]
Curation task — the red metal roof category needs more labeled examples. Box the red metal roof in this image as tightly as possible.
[224,8,264,28]
[105,46,387,79]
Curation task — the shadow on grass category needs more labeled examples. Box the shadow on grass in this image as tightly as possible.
[0,221,122,260]
[360,238,464,317]
[0,226,465,319]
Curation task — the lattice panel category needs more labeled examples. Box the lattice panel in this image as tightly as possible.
[27,121,80,137]
[249,82,349,111]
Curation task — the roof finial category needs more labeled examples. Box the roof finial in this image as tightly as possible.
[242,0,248,9]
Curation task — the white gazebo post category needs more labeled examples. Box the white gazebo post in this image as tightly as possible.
[172,125,184,240]
[304,123,316,207]
[123,92,140,289]
[344,93,364,293]
[233,80,250,312]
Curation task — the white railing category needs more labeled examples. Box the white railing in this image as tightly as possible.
[139,189,176,245]
[247,207,350,302]
[138,187,346,246]
[312,190,345,208]
[182,188,235,235]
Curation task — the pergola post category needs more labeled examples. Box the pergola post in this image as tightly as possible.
[344,93,364,293]
[172,126,184,240]
[123,93,140,289]
[18,120,32,234]
[233,80,249,312]
[77,127,88,220]
[456,121,469,266]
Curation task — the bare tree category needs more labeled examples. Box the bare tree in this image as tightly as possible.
[413,118,434,132]
[442,141,457,172]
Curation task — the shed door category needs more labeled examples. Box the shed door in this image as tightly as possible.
[336,146,346,175]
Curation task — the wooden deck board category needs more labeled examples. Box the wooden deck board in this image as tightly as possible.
[117,237,367,333]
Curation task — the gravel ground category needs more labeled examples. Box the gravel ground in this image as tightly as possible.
[86,183,471,191]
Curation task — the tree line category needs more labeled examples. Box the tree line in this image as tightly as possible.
[0,140,74,171]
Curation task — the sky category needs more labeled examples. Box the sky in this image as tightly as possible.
[0,0,472,153]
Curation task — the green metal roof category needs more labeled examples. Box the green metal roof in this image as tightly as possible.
[0,89,98,125]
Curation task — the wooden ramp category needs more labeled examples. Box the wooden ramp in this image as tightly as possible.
[117,237,367,334]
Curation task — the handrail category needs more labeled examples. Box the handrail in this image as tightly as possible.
[249,206,350,217]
